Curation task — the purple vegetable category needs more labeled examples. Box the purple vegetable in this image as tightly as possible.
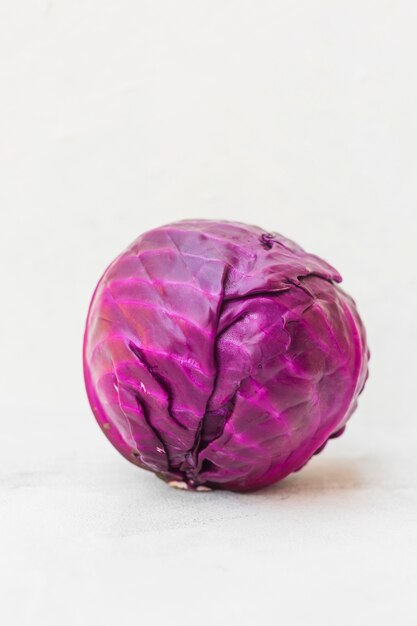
[83,220,369,492]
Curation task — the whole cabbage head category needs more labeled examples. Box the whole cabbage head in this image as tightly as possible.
[83,220,369,492]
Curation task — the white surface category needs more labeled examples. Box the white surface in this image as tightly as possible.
[1,2,416,625]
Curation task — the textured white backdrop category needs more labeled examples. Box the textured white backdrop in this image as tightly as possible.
[1,2,416,625]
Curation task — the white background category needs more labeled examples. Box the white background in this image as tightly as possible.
[1,1,416,624]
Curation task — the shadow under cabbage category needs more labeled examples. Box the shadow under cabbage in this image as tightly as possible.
[250,455,372,498]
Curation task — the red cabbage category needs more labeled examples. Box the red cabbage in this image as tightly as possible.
[83,220,369,492]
